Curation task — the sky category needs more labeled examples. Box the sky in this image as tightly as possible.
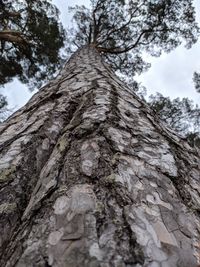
[1,0,200,112]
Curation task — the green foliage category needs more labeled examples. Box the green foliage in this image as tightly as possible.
[0,94,7,109]
[68,0,199,77]
[148,92,200,147]
[0,0,66,89]
[193,71,200,92]
[0,94,9,122]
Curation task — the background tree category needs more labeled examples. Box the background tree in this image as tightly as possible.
[0,0,66,89]
[148,92,200,134]
[193,71,200,93]
[67,0,199,77]
[148,92,200,147]
[0,94,9,122]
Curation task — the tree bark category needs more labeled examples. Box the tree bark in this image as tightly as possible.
[0,45,200,267]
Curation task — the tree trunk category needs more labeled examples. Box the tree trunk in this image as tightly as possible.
[0,45,200,267]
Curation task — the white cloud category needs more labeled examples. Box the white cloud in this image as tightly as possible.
[136,41,200,104]
[0,80,36,110]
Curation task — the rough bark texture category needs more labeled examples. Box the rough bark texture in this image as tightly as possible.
[0,46,200,267]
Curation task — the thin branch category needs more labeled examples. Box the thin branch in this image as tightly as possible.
[97,2,145,46]
[98,29,152,54]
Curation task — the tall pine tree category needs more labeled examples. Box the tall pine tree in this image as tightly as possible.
[0,1,200,266]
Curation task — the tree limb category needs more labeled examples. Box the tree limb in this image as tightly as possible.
[0,30,28,45]
[98,29,152,54]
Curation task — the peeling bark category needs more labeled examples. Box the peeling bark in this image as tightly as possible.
[0,45,200,267]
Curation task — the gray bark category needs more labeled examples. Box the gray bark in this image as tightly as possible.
[0,46,200,267]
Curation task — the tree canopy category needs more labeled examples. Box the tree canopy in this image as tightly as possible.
[68,0,199,77]
[0,0,65,89]
[1,0,199,87]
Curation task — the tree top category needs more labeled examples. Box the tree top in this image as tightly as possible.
[67,0,200,76]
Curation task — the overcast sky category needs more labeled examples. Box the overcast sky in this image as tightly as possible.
[1,0,200,112]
